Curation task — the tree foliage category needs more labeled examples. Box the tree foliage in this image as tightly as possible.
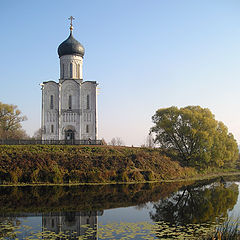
[150,106,239,167]
[0,102,27,140]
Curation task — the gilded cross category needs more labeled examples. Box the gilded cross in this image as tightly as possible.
[68,16,75,26]
[68,16,75,31]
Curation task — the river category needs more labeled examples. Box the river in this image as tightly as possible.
[0,175,240,239]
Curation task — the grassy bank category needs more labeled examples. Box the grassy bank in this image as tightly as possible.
[0,145,239,185]
[0,145,198,185]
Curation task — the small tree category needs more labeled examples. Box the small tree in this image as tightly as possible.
[116,137,124,146]
[109,137,124,146]
[0,102,27,140]
[150,106,239,168]
[32,128,42,140]
[146,133,155,148]
[109,137,117,146]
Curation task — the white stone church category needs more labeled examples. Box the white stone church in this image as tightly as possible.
[41,19,98,141]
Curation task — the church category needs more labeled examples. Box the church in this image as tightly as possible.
[41,17,98,141]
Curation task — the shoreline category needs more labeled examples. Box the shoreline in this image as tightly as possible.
[1,171,239,187]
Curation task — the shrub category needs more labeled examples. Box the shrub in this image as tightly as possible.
[69,170,86,183]
[31,169,40,183]
[10,167,22,184]
[117,170,129,182]
[142,171,155,181]
[129,171,145,182]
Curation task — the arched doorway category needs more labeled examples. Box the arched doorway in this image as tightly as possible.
[63,125,76,144]
[65,129,75,144]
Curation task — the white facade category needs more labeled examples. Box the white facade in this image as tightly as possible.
[41,28,98,141]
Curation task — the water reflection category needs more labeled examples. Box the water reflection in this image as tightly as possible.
[150,182,238,225]
[42,211,103,239]
[0,177,240,239]
[0,181,191,214]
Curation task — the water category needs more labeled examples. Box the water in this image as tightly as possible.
[0,176,240,239]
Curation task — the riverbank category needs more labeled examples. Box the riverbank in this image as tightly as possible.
[0,145,239,185]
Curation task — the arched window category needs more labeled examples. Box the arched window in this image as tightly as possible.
[87,95,90,110]
[77,64,80,78]
[70,63,73,78]
[62,64,64,78]
[51,125,54,133]
[76,63,78,78]
[50,95,54,109]
[86,125,89,133]
[68,95,72,110]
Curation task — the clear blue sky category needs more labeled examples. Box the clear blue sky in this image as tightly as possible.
[1,0,240,146]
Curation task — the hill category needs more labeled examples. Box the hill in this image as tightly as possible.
[0,145,195,184]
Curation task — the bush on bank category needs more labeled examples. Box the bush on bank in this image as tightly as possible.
[0,145,195,184]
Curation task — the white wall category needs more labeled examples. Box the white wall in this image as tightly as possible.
[42,81,59,140]
[60,55,83,80]
[81,81,98,140]
[59,80,81,140]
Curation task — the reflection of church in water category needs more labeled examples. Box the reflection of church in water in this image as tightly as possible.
[42,211,103,239]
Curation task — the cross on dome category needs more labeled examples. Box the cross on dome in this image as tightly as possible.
[58,16,85,58]
[68,16,75,32]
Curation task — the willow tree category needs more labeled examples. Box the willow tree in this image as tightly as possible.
[150,106,239,168]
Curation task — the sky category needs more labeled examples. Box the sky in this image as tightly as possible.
[1,0,240,146]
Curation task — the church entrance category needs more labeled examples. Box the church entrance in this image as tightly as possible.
[65,129,75,144]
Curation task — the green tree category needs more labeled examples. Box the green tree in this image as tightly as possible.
[150,106,239,167]
[0,102,27,140]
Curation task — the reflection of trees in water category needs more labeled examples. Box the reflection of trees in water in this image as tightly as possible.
[0,181,192,214]
[42,211,103,240]
[150,182,239,225]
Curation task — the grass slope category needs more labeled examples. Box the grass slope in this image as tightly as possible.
[0,145,196,184]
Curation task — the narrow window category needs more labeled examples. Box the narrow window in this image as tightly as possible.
[69,95,72,110]
[86,125,89,133]
[51,125,54,133]
[87,94,90,110]
[62,64,64,78]
[77,64,80,78]
[76,63,78,78]
[70,63,73,78]
[50,95,54,109]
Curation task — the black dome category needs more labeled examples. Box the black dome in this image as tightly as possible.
[58,32,85,58]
